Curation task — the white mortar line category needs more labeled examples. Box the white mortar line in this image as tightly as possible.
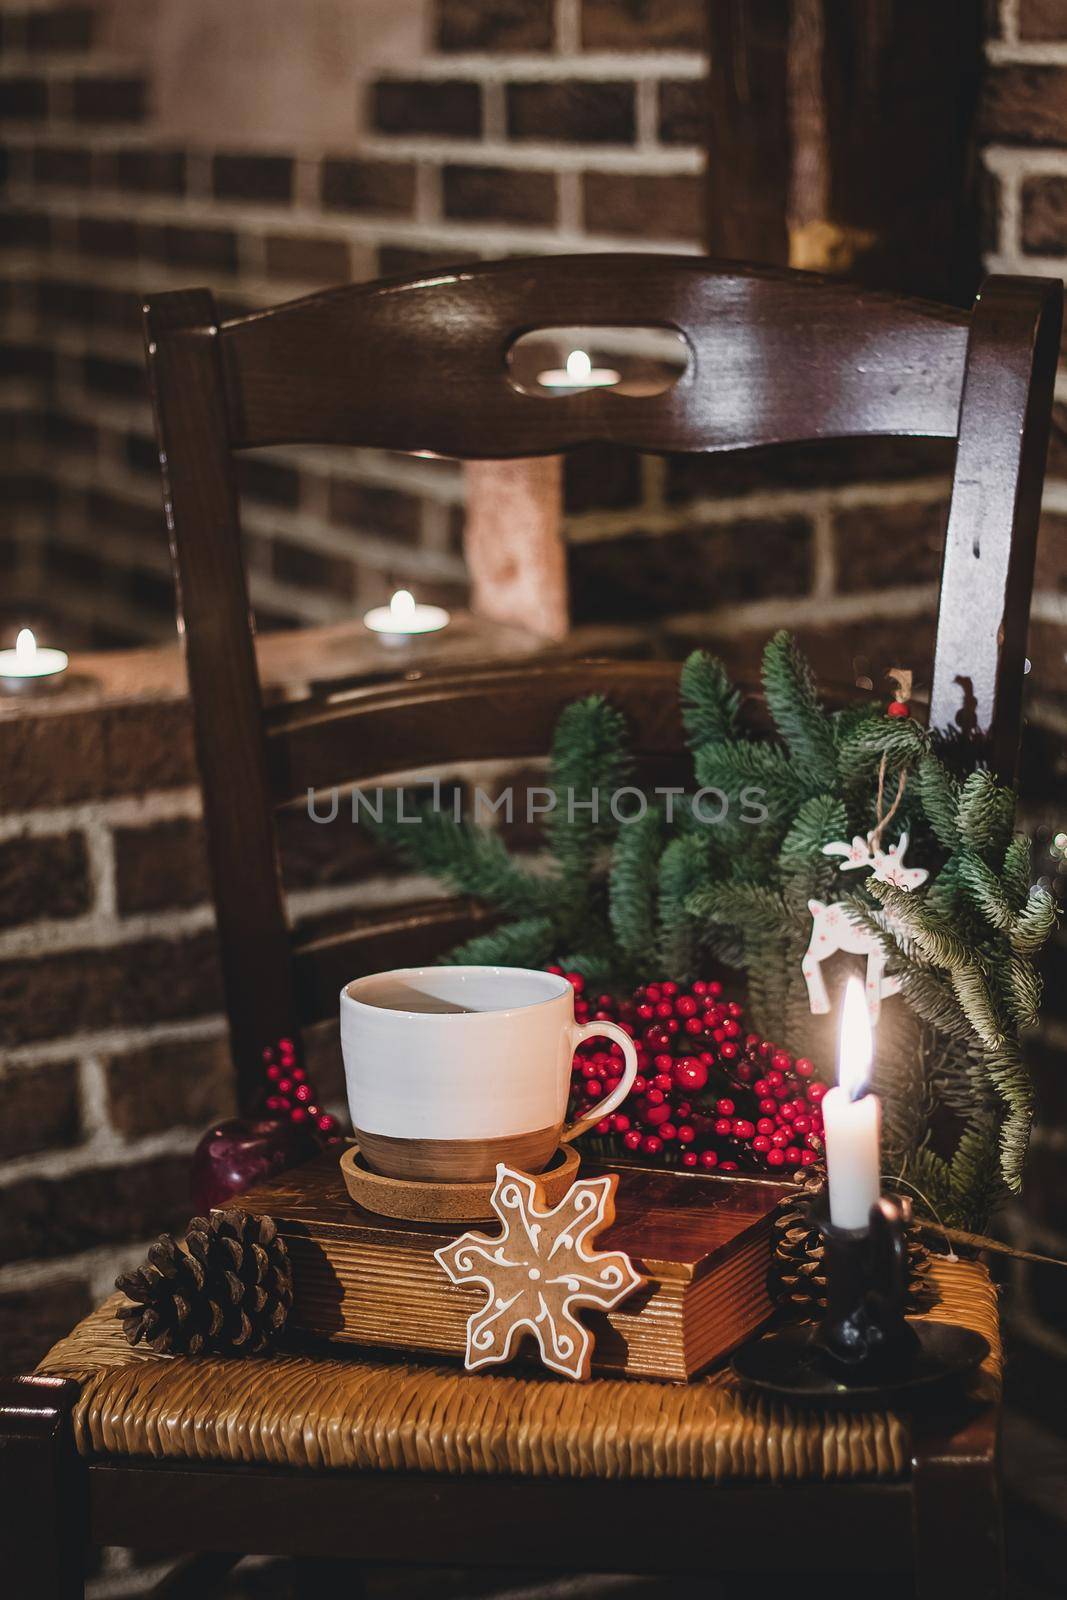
[555,0,581,55]
[83,810,118,920]
[987,38,1067,65]
[565,475,952,543]
[0,902,217,962]
[0,1125,199,1188]
[2,130,707,174]
[634,78,658,148]
[659,582,940,639]
[1,1015,228,1071]
[372,52,707,80]
[999,0,1020,44]
[809,502,837,600]
[984,144,1067,179]
[0,791,200,843]
[0,1238,154,1294]
[77,1053,113,1142]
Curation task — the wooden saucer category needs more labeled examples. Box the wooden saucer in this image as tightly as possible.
[339,1142,580,1221]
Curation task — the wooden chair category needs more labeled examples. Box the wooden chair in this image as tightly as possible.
[1,257,1060,1600]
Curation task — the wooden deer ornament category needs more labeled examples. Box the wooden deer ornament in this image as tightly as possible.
[803,831,928,1024]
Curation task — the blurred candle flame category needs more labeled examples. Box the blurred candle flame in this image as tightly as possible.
[838,975,873,1101]
[15,628,36,662]
[389,590,416,622]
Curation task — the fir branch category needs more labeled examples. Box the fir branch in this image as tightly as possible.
[688,881,789,937]
[950,966,1007,1051]
[608,808,665,966]
[656,832,707,980]
[1010,887,1059,956]
[948,1116,1007,1231]
[372,803,549,918]
[979,1043,1033,1191]
[545,696,631,923]
[957,851,1017,933]
[680,650,740,747]
[761,631,837,785]
[868,880,974,970]
[836,714,927,784]
[956,771,1014,856]
[1001,837,1034,910]
[446,916,556,969]
[1001,953,1042,1032]
[917,753,961,851]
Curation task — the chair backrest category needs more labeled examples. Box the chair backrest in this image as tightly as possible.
[143,255,1061,1108]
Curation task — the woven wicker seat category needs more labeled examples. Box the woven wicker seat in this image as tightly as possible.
[37,1257,998,1484]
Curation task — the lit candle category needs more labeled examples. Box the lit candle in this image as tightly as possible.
[822,976,882,1231]
[362,589,451,647]
[536,348,621,392]
[0,628,69,695]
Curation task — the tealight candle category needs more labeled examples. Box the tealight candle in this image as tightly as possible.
[363,589,451,647]
[536,348,621,392]
[0,628,69,696]
[822,976,882,1231]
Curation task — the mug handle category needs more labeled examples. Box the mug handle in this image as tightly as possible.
[560,1021,639,1145]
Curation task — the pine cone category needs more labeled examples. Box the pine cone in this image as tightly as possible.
[115,1210,293,1357]
[768,1169,934,1314]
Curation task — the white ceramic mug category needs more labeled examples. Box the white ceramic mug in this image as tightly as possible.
[340,965,638,1182]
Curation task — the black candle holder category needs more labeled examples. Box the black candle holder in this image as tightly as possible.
[732,1193,989,1407]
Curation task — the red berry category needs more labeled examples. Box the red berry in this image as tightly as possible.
[659,1123,677,1141]
[645,1087,665,1107]
[661,981,678,997]
[719,1041,740,1061]
[613,1113,630,1133]
[266,1064,282,1082]
[645,1103,672,1126]
[673,1057,708,1093]
[565,971,585,992]
[692,981,707,996]
[637,1003,654,1020]
[752,1135,771,1153]
[888,700,910,718]
[277,1078,292,1095]
[756,1118,775,1136]
[596,1118,612,1135]
[318,1113,337,1133]
[642,1135,663,1156]
[719,1160,738,1172]
[765,1148,786,1168]
[714,1118,732,1136]
[699,1150,719,1170]
[675,995,698,1018]
[792,1115,811,1135]
[759,1099,778,1117]
[623,1130,642,1151]
[291,1107,308,1123]
[294,1083,312,1103]
[655,1001,673,1019]
[583,1079,603,1099]
[654,1053,673,1073]
[722,1019,741,1039]
[632,1076,648,1096]
[716,1098,735,1116]
[677,1124,695,1144]
[682,1151,699,1168]
[684,1016,704,1034]
[784,1146,802,1165]
[546,964,563,975]
[732,1119,755,1139]
[807,1082,827,1104]
[708,982,723,997]
[772,1051,792,1072]
[801,1148,819,1165]
[653,1073,673,1092]
[795,1057,814,1078]
[771,1130,790,1148]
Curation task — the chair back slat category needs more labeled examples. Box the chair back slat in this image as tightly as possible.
[293,902,498,1026]
[219,256,971,455]
[266,661,688,803]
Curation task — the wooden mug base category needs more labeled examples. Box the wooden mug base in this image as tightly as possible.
[339,1141,581,1221]
[354,1124,560,1183]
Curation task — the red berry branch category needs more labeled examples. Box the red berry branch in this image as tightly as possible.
[552,969,826,1176]
[262,1037,338,1136]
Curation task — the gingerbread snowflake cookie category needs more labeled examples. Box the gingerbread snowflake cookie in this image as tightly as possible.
[435,1164,644,1380]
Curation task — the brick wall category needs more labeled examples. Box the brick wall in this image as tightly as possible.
[1,0,1066,1410]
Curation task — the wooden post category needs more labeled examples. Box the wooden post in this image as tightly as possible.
[464,457,568,642]
[706,0,984,303]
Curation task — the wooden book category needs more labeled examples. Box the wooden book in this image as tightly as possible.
[239,1151,785,1381]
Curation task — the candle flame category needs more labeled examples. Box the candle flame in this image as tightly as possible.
[838,975,872,1100]
[389,589,416,621]
[565,349,592,383]
[15,628,36,662]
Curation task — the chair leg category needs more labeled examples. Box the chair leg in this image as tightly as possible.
[912,1410,1005,1600]
[0,1375,86,1600]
